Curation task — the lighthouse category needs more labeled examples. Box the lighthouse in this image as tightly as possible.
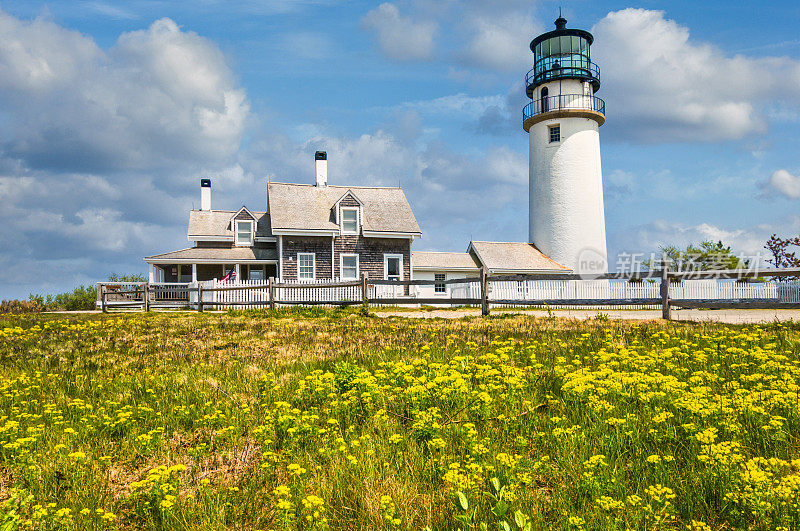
[524,16,607,274]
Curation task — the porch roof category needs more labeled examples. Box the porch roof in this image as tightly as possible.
[412,251,481,271]
[145,247,278,263]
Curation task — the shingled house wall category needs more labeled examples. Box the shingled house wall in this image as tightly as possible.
[333,236,411,280]
[280,236,333,280]
[334,194,411,280]
[279,235,411,281]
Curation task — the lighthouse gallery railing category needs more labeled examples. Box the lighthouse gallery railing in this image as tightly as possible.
[523,94,605,121]
[525,56,601,91]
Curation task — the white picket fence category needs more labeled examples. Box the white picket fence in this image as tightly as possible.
[277,280,360,305]
[489,279,658,309]
[197,280,436,308]
[371,283,410,301]
[98,278,800,310]
[194,279,362,309]
[487,279,799,310]
[448,281,481,301]
[777,282,800,303]
[669,279,780,300]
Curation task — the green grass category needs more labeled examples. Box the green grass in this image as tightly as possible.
[0,310,799,530]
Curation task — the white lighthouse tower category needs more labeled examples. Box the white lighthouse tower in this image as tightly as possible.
[524,16,607,274]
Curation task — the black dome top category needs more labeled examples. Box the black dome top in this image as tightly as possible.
[530,17,593,52]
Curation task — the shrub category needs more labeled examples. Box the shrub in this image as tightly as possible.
[108,273,146,282]
[29,285,97,311]
[26,273,141,312]
[0,299,44,314]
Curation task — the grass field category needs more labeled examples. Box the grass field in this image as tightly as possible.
[0,309,799,530]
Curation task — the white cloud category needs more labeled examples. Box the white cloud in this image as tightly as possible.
[361,3,437,61]
[0,12,249,172]
[359,6,800,143]
[458,10,539,72]
[239,124,529,251]
[279,31,333,60]
[611,217,800,265]
[592,8,800,142]
[0,11,251,298]
[762,169,800,199]
[78,1,138,20]
[399,93,504,117]
[360,0,539,74]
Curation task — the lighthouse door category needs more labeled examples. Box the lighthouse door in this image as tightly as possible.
[540,87,549,113]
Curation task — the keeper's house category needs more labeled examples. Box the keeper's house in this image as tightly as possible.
[145,152,567,285]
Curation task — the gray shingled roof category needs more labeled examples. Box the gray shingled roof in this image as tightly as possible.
[267,183,421,234]
[468,241,568,273]
[412,251,481,270]
[146,247,278,261]
[188,210,272,238]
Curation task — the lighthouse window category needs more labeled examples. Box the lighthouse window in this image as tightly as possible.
[560,36,571,54]
[549,125,561,143]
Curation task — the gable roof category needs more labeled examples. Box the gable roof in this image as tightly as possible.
[468,241,568,273]
[412,251,481,271]
[188,210,272,239]
[230,206,257,225]
[267,183,421,235]
[334,189,363,207]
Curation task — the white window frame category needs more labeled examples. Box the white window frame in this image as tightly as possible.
[434,273,447,294]
[340,253,359,280]
[340,207,360,235]
[248,265,265,281]
[297,252,316,280]
[548,124,561,144]
[383,253,404,281]
[234,220,254,246]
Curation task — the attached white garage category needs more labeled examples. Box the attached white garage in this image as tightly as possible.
[411,251,481,299]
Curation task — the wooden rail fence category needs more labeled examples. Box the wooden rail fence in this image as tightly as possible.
[97,265,800,319]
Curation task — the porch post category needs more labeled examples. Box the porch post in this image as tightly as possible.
[235,264,241,282]
[192,263,198,283]
[148,263,155,283]
[278,235,283,281]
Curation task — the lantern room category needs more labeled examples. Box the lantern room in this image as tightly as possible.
[525,17,600,98]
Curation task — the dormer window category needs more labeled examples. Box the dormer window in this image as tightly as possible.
[341,207,359,234]
[235,220,254,246]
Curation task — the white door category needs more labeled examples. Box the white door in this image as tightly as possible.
[385,255,403,281]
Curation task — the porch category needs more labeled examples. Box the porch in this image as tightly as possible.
[148,263,278,283]
[145,246,278,283]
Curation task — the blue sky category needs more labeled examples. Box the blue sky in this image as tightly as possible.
[1,0,799,298]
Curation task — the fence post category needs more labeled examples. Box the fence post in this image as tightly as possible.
[101,286,107,313]
[660,257,671,320]
[480,268,490,316]
[197,284,204,312]
[143,283,150,312]
[361,273,369,311]
[269,277,276,311]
